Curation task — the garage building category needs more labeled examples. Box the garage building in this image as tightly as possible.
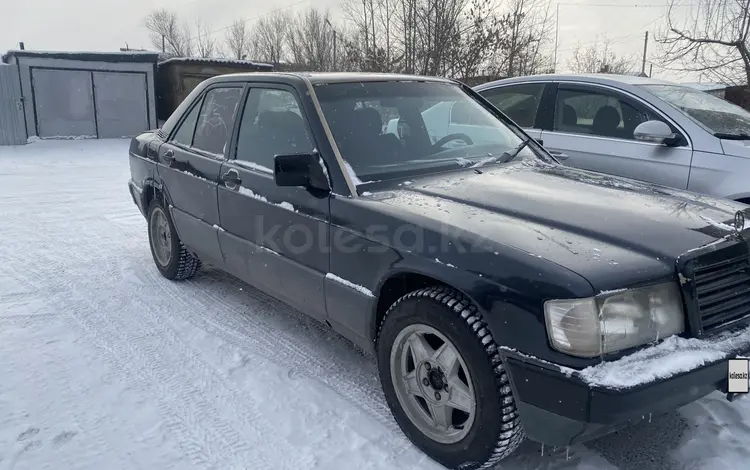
[2,50,159,140]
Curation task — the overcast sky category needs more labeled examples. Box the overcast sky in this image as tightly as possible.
[2,0,698,82]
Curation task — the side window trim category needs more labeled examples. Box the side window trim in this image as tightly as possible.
[551,82,690,147]
[228,82,320,166]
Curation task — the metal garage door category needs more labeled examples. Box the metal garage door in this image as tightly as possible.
[32,69,96,138]
[93,72,148,138]
[0,65,26,145]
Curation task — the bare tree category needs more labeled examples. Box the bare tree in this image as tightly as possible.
[568,39,637,74]
[488,0,555,77]
[224,19,253,60]
[253,11,291,64]
[657,0,750,85]
[287,7,334,70]
[144,9,193,57]
[195,21,217,58]
[451,0,503,80]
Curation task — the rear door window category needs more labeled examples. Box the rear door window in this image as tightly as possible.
[479,83,545,128]
[192,87,244,158]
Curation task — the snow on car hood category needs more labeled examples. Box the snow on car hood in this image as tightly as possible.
[370,160,750,290]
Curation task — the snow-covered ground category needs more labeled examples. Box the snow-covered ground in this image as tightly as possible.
[1,139,749,470]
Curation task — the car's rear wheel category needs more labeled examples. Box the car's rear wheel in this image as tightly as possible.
[377,286,525,469]
[147,200,201,281]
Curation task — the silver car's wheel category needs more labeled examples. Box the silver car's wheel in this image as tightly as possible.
[149,206,172,267]
[390,324,476,444]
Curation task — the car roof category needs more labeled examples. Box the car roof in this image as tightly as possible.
[474,73,677,91]
[207,71,455,86]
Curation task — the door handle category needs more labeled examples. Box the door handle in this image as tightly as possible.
[548,151,569,161]
[221,169,242,189]
[163,149,175,164]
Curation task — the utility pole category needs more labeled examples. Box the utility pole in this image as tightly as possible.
[641,31,649,75]
[554,2,560,72]
[649,63,653,77]
[161,34,165,54]
[333,30,337,72]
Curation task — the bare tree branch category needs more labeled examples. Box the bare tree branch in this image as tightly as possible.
[657,0,750,84]
[252,11,291,65]
[195,21,217,58]
[144,9,193,57]
[568,38,637,74]
[224,19,253,60]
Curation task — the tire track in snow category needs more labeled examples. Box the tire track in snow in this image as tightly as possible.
[81,264,315,470]
[2,252,266,470]
[5,227,318,470]
[136,265,422,459]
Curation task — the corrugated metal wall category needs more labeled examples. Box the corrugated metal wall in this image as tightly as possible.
[0,64,27,145]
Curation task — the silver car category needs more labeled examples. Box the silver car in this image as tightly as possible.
[473,74,750,204]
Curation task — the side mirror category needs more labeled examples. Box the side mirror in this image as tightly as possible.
[634,120,678,145]
[274,153,331,191]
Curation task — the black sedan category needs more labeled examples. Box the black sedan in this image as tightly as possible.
[127,71,750,469]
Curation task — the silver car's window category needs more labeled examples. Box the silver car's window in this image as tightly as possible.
[553,88,657,141]
[640,84,750,137]
[479,83,545,128]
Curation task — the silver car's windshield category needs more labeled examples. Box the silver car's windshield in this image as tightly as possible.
[313,81,545,181]
[640,84,750,137]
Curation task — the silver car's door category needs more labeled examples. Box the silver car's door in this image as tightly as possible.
[479,82,546,143]
[539,82,693,189]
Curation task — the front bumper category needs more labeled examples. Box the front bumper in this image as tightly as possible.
[504,330,750,447]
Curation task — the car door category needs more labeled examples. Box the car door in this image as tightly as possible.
[540,83,693,189]
[156,84,244,265]
[478,82,547,143]
[217,85,330,322]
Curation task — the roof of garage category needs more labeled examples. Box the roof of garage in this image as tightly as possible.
[1,49,161,64]
[158,57,274,70]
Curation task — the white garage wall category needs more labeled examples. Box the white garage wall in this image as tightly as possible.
[14,54,157,139]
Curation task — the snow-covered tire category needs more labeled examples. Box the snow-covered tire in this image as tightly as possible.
[147,200,201,281]
[377,286,525,470]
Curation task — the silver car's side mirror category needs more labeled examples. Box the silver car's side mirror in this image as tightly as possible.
[634,120,677,145]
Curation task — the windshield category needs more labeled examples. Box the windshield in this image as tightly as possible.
[313,81,541,181]
[640,84,750,137]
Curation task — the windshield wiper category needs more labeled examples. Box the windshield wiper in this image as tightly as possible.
[714,132,750,140]
[472,138,532,169]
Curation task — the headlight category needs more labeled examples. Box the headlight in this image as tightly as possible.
[544,282,685,357]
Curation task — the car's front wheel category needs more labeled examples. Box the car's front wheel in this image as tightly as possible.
[377,286,525,469]
[147,200,201,281]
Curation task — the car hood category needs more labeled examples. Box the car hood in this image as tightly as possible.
[720,138,750,159]
[367,160,749,290]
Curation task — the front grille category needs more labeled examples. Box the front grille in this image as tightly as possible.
[693,254,750,331]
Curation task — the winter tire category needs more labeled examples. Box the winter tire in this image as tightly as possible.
[147,200,201,281]
[377,286,525,469]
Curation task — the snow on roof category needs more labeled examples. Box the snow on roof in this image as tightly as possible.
[158,57,274,70]
[2,49,160,64]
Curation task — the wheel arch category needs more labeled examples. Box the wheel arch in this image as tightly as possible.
[371,267,487,349]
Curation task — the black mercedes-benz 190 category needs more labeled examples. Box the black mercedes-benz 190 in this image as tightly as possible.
[127,71,750,469]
